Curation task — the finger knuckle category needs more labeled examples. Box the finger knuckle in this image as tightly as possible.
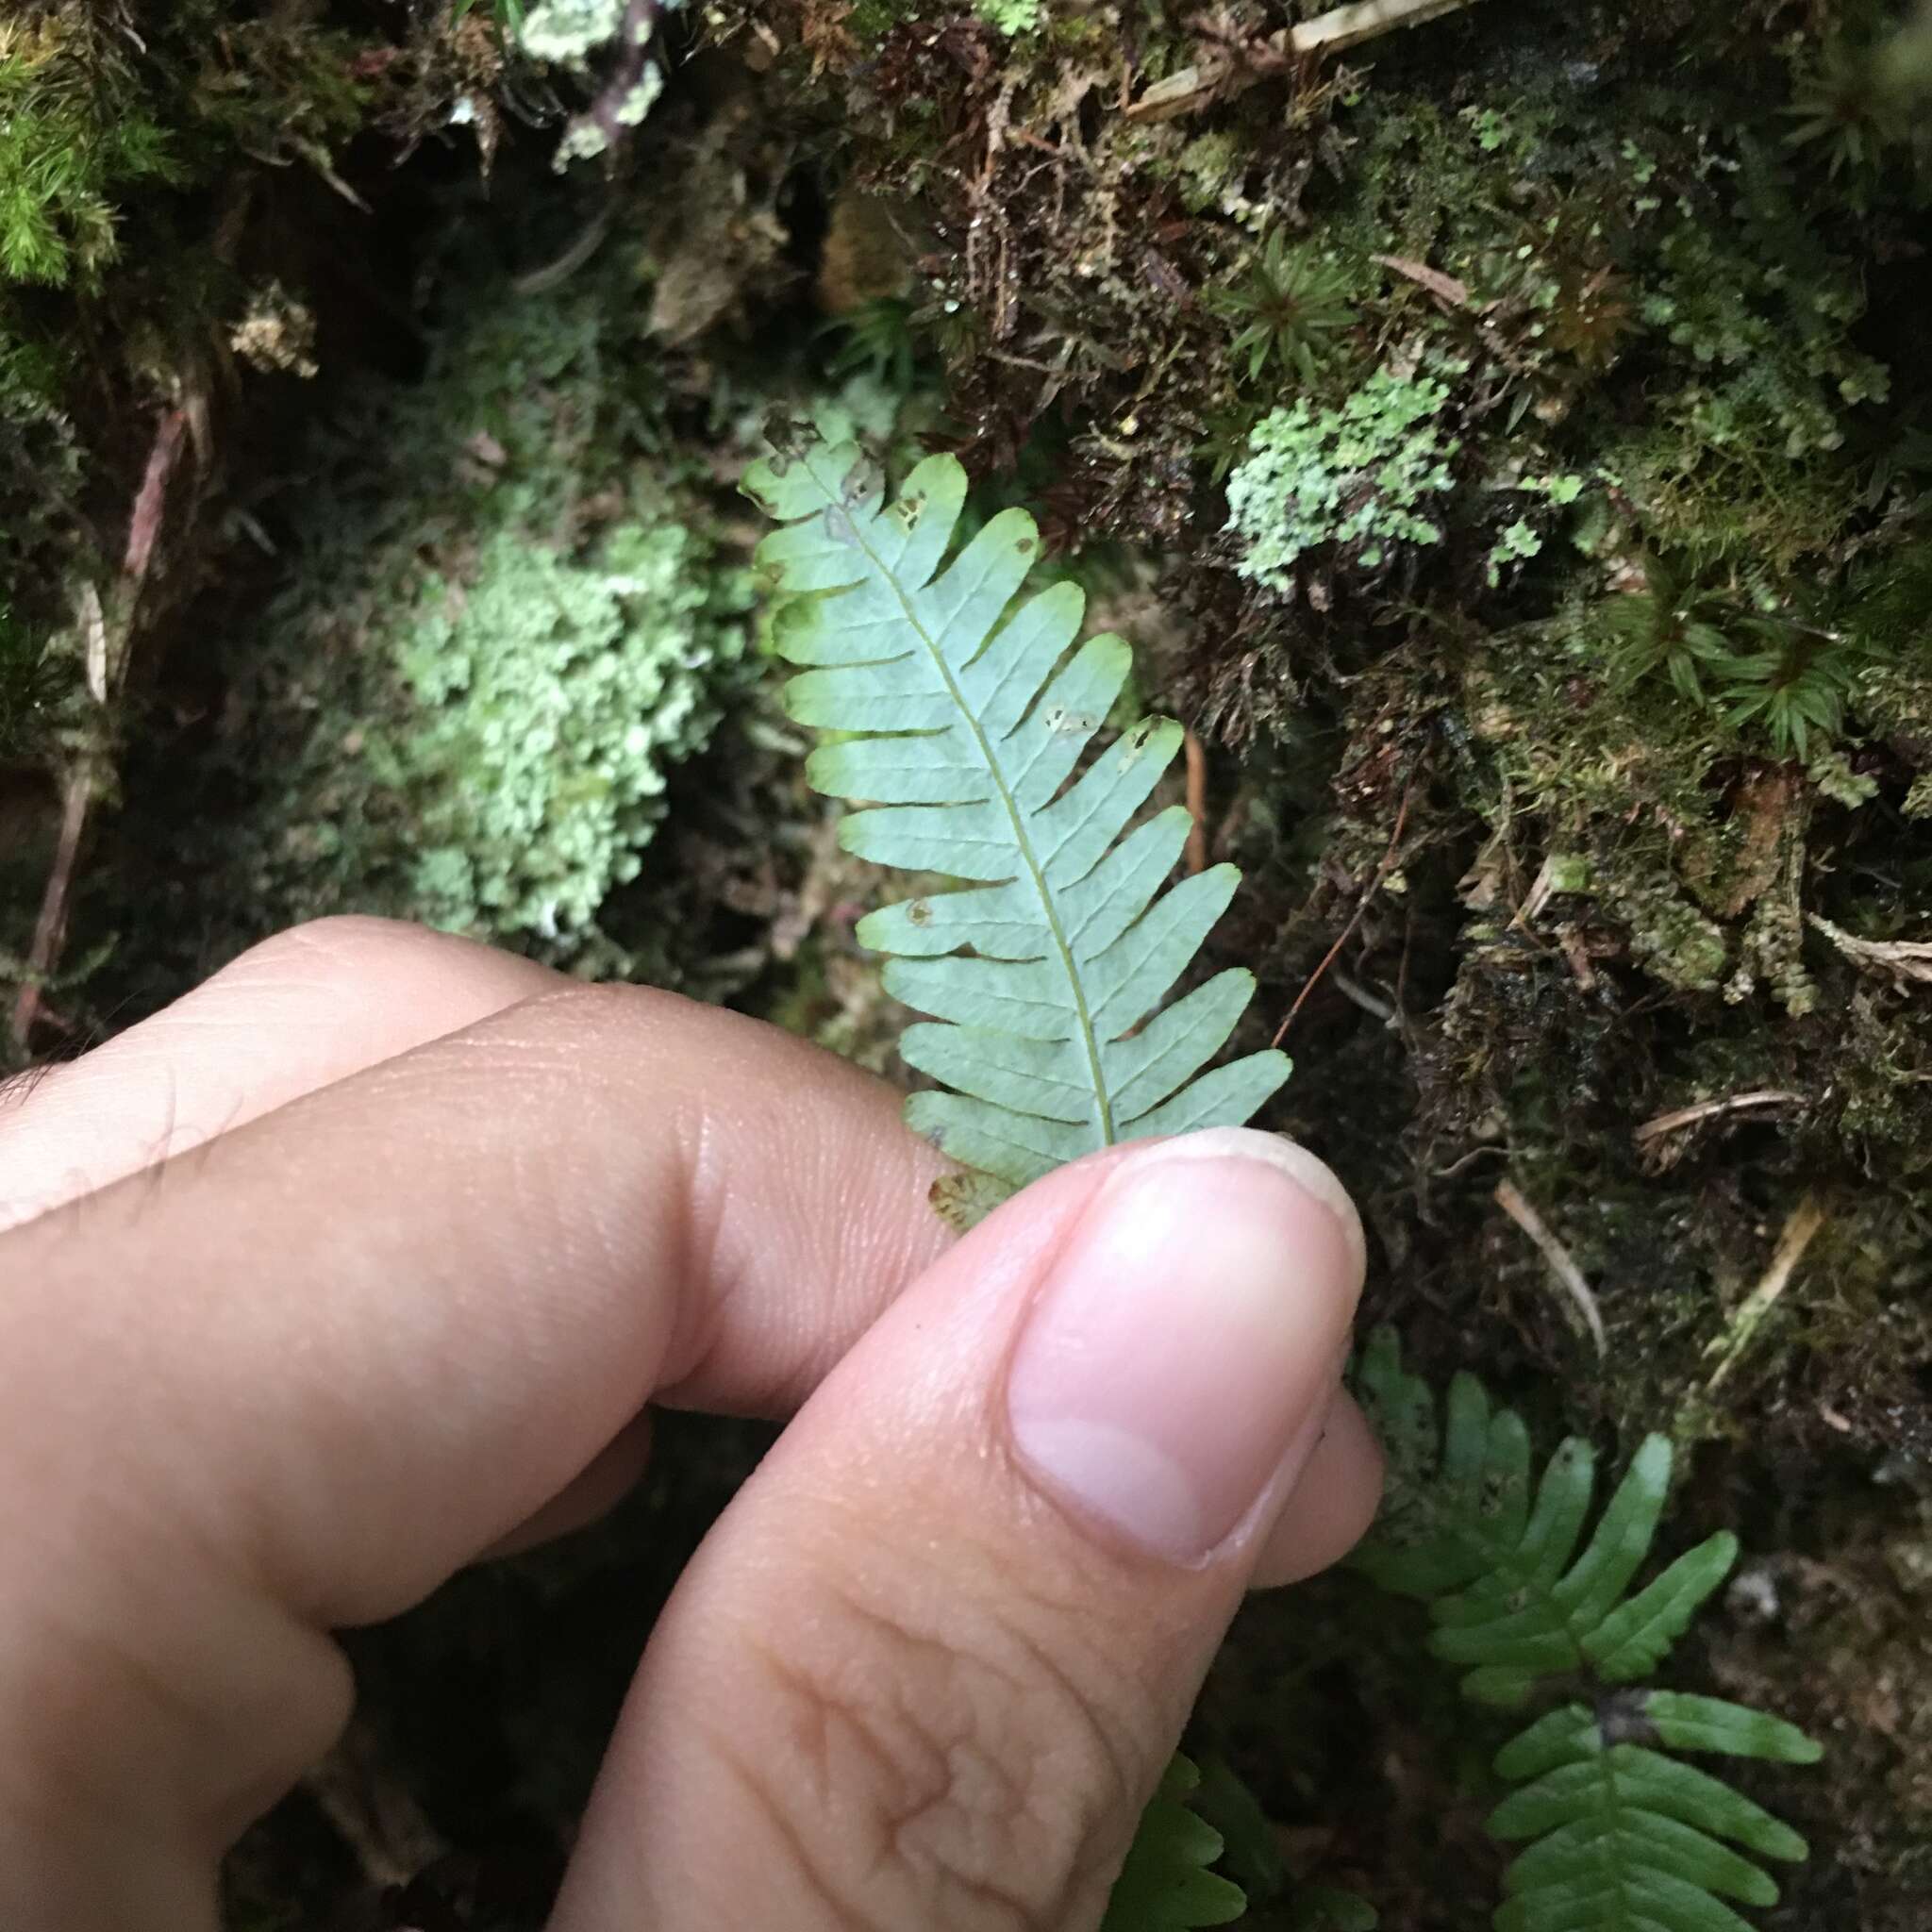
[238,912,428,973]
[498,979,676,1048]
[213,913,458,1002]
[722,1548,1151,1931]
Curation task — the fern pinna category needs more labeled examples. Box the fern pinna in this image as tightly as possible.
[1098,1755,1247,1932]
[1351,1330,1821,1932]
[743,430,1289,1215]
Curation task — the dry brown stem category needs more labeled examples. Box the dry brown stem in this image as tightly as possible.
[1495,1177,1607,1357]
[11,407,190,1047]
[1635,1090,1807,1145]
[1291,0,1490,56]
[1703,1197,1827,1395]
[1273,774,1415,1046]
[1183,726,1209,876]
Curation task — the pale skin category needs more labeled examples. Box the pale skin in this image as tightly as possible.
[0,915,1383,1929]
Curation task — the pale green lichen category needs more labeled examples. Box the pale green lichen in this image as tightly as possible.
[518,0,627,64]
[1806,745,1879,809]
[1226,364,1461,591]
[973,0,1041,35]
[194,244,754,958]
[390,523,746,940]
[1486,519,1542,586]
[519,0,666,167]
[554,95,669,171]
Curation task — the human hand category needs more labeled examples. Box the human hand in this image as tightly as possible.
[0,915,1380,1930]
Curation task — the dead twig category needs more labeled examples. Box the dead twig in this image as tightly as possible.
[1291,0,1491,56]
[1635,1090,1806,1146]
[1495,1178,1607,1357]
[123,406,188,584]
[1272,774,1416,1047]
[1807,913,1932,988]
[1330,970,1396,1024]
[8,759,94,1047]
[512,205,615,295]
[1124,0,1486,126]
[1703,1197,1827,1395]
[1374,253,1474,309]
[1182,727,1209,876]
[11,404,189,1048]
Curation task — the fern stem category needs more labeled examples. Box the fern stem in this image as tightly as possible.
[1597,1747,1634,1927]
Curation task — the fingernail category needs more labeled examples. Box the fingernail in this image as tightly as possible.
[1005,1127,1366,1564]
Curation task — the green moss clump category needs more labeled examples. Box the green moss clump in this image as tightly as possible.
[0,20,181,290]
[0,599,75,762]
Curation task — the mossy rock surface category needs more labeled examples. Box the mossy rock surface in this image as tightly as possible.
[2,2,1928,1926]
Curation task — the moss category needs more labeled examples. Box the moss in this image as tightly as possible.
[0,599,75,762]
[9,2,1932,1922]
[1605,863,1731,992]
[0,0,447,791]
[1165,133,1246,216]
[0,18,182,289]
[842,0,924,46]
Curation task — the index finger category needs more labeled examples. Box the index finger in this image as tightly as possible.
[3,984,955,1630]
[0,916,564,1233]
[0,983,957,1911]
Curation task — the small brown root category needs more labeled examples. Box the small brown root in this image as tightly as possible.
[1635,1090,1807,1146]
[1183,726,1209,876]
[1494,1177,1607,1357]
[1703,1196,1828,1395]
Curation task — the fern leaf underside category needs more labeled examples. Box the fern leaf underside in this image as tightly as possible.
[746,436,1289,1198]
[1351,1330,1821,1932]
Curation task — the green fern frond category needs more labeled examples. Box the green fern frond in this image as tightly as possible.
[1292,1887,1379,1929]
[1490,1693,1821,1932]
[1349,1329,1820,1932]
[1101,1755,1248,1932]
[1190,1751,1380,1931]
[744,430,1290,1209]
[1350,1328,1737,1707]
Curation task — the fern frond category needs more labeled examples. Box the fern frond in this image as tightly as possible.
[1192,1751,1380,1930]
[1350,1330,1820,1932]
[1101,1754,1248,1932]
[1490,1693,1821,1932]
[745,431,1290,1206]
[1350,1327,1739,1707]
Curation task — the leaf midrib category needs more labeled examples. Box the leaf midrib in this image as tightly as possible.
[832,491,1116,1143]
[1599,1745,1637,1932]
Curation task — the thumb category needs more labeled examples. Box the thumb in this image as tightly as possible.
[553,1127,1377,1932]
